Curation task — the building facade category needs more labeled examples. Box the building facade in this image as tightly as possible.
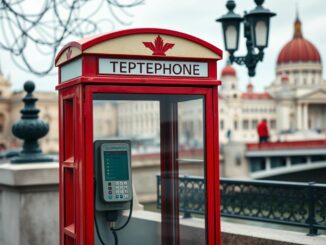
[219,15,326,144]
[0,15,325,152]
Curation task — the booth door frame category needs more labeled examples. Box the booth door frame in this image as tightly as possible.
[84,84,220,245]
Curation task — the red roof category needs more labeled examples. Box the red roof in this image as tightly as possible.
[247,140,326,151]
[221,64,236,77]
[241,92,272,100]
[277,17,321,64]
[55,28,223,65]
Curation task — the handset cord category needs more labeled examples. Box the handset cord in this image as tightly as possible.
[110,200,133,245]
[93,178,134,245]
[111,200,133,231]
[94,179,107,245]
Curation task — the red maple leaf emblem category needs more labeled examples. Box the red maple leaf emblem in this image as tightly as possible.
[143,35,175,56]
[66,47,72,60]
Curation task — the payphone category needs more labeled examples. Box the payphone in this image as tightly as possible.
[56,28,222,245]
[94,140,133,244]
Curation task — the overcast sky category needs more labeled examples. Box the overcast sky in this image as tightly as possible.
[1,0,325,92]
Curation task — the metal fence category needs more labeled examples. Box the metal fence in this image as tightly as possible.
[156,176,326,235]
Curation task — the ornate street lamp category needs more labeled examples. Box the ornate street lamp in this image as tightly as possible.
[217,0,276,77]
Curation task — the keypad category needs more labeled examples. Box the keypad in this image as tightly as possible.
[106,181,130,201]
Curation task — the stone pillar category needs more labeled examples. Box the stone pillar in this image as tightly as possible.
[296,103,302,130]
[0,81,58,245]
[0,163,59,245]
[303,103,309,130]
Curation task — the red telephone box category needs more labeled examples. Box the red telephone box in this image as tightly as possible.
[56,28,222,245]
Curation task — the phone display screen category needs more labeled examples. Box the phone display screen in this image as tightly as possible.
[103,151,129,181]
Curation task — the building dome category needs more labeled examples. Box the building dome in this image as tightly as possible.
[221,64,236,77]
[277,16,321,64]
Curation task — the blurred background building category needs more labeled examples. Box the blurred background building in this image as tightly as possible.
[0,71,58,154]
[219,15,325,143]
[0,14,325,161]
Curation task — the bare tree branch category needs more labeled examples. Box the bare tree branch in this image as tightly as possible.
[0,0,143,75]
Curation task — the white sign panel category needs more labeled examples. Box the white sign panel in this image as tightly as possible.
[99,58,208,77]
[61,58,82,82]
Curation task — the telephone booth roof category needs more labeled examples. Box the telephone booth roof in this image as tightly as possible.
[55,28,223,66]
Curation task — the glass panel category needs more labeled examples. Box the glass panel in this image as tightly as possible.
[311,155,326,163]
[250,157,266,172]
[177,97,206,245]
[255,20,267,47]
[290,156,307,165]
[271,157,286,168]
[92,93,207,245]
[226,25,237,50]
[93,96,162,245]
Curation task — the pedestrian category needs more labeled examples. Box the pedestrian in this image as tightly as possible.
[257,119,269,143]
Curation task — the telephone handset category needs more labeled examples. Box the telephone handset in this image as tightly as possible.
[94,140,133,211]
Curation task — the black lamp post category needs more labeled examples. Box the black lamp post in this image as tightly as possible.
[217,0,275,77]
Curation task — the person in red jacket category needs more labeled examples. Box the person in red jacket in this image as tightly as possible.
[257,119,269,143]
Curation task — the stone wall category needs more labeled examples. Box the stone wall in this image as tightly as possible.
[0,162,59,245]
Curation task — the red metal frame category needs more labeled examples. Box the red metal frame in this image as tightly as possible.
[56,28,222,245]
[83,85,219,245]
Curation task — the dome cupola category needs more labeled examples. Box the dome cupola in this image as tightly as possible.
[277,15,321,64]
[221,64,236,77]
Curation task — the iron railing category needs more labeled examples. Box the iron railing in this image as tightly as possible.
[156,176,326,235]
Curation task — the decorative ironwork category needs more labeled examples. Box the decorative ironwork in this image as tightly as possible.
[157,175,205,218]
[157,176,326,235]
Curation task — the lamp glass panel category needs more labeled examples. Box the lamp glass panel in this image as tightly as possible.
[255,20,267,47]
[225,25,237,50]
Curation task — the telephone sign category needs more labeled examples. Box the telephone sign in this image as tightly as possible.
[99,58,208,77]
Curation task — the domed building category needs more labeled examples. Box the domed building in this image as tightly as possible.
[266,14,325,132]
[219,14,326,144]
[219,65,276,143]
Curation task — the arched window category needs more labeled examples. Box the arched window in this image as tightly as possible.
[0,114,5,133]
[234,120,238,130]
[220,120,224,130]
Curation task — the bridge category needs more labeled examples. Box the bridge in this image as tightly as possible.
[246,140,326,182]
[221,140,326,182]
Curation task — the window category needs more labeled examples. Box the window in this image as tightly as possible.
[234,120,238,130]
[271,157,286,168]
[290,156,307,165]
[231,84,236,89]
[311,155,326,163]
[252,119,258,129]
[242,119,249,130]
[270,119,276,129]
[0,114,4,133]
[236,156,241,166]
[220,120,224,130]
[250,158,266,172]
